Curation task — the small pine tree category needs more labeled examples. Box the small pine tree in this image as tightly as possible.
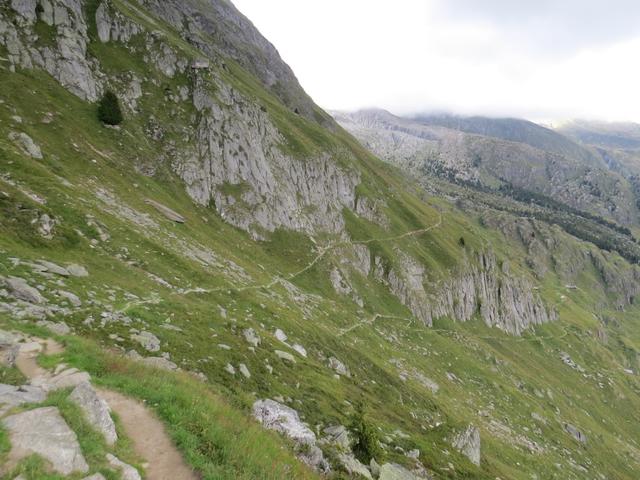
[97,90,123,126]
[349,401,381,463]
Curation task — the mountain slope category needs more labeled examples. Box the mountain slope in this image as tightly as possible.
[1,2,640,480]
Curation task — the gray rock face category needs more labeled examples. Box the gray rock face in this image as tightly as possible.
[173,73,359,239]
[321,425,351,451]
[140,356,178,371]
[32,366,91,391]
[3,406,89,474]
[69,382,117,445]
[328,357,350,377]
[0,384,46,414]
[8,132,43,159]
[252,399,316,445]
[274,350,296,363]
[5,277,45,304]
[452,425,481,466]
[106,453,141,480]
[375,250,554,335]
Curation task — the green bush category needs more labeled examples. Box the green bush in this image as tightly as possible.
[349,401,381,464]
[97,90,123,125]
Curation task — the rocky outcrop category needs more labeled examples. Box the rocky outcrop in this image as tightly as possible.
[1,0,103,100]
[172,73,358,239]
[374,250,555,335]
[70,381,117,445]
[452,425,481,466]
[252,399,329,472]
[3,406,89,475]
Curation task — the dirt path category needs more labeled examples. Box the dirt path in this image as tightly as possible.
[15,338,197,480]
[97,389,196,480]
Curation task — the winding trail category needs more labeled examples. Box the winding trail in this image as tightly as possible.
[15,338,196,480]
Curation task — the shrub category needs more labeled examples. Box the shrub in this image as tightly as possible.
[97,90,123,125]
[349,401,381,463]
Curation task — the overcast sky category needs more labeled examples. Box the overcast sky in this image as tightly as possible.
[232,0,640,123]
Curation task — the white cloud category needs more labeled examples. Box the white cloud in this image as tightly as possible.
[232,0,640,122]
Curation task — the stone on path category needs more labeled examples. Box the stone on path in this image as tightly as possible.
[2,406,89,475]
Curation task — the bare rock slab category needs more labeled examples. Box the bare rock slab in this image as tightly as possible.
[70,381,117,445]
[2,406,89,475]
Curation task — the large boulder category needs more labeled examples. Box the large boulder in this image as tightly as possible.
[106,453,141,480]
[2,407,89,475]
[452,425,481,466]
[338,453,373,479]
[130,331,161,352]
[70,382,117,445]
[252,399,316,445]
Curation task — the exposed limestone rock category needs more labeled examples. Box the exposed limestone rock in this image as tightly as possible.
[452,425,481,466]
[328,357,350,377]
[379,463,424,480]
[36,213,56,239]
[320,425,351,451]
[31,366,91,391]
[130,331,160,352]
[106,453,142,480]
[37,260,69,276]
[380,250,555,335]
[173,73,359,239]
[253,399,329,472]
[36,320,71,335]
[140,356,178,371]
[243,328,261,347]
[252,399,315,444]
[67,263,89,277]
[3,407,89,475]
[5,277,45,304]
[8,131,42,159]
[145,198,186,223]
[563,423,587,443]
[239,363,251,378]
[58,290,82,306]
[275,350,296,363]
[0,384,46,414]
[70,381,117,445]
[338,454,373,479]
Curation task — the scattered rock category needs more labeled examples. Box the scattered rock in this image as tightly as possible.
[224,363,236,375]
[4,277,45,304]
[32,367,91,392]
[83,474,107,480]
[338,453,373,479]
[321,424,351,451]
[563,423,587,443]
[37,214,56,239]
[140,356,178,371]
[328,356,350,377]
[37,260,69,276]
[58,290,82,307]
[131,331,160,352]
[274,328,288,343]
[2,407,89,475]
[8,131,43,159]
[67,264,89,277]
[292,343,307,358]
[239,363,251,378]
[379,463,422,479]
[106,453,142,480]
[275,350,296,363]
[70,382,117,445]
[243,328,261,347]
[452,425,481,466]
[145,199,186,223]
[36,320,71,335]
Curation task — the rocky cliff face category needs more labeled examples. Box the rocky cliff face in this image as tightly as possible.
[389,251,555,335]
[0,0,360,240]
